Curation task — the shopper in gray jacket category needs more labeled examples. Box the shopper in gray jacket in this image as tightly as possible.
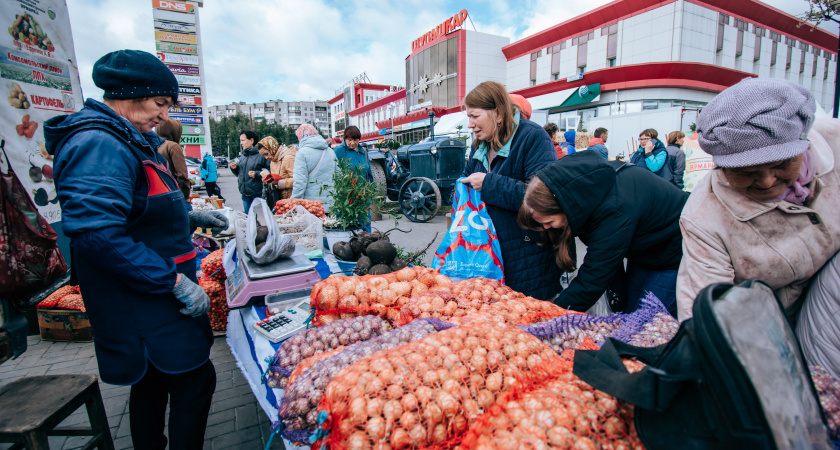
[291,124,336,212]
[663,131,686,189]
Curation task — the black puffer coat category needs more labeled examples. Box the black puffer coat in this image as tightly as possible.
[539,151,689,311]
[462,117,562,300]
[231,147,270,197]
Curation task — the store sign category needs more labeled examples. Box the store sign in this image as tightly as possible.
[152,0,196,13]
[378,128,392,135]
[334,111,345,120]
[393,125,403,132]
[165,63,199,75]
[409,101,433,112]
[155,30,197,44]
[153,8,196,24]
[170,114,203,125]
[179,85,201,95]
[157,52,198,65]
[157,41,198,55]
[182,125,206,135]
[169,105,202,115]
[180,135,205,145]
[174,74,200,86]
[178,94,202,105]
[412,9,468,51]
[154,19,196,33]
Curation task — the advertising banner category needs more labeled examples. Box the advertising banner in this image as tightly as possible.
[182,125,206,135]
[154,30,196,44]
[174,74,200,86]
[682,131,714,192]
[179,85,200,95]
[177,94,201,105]
[154,19,196,34]
[165,63,199,76]
[152,8,196,24]
[157,51,198,65]
[156,41,197,55]
[152,0,196,14]
[170,114,203,125]
[0,0,84,226]
[180,135,205,145]
[169,105,201,115]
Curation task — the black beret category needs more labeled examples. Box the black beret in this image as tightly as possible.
[92,49,179,100]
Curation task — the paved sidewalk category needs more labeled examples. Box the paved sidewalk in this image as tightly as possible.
[0,335,284,450]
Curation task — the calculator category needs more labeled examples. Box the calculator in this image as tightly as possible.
[252,299,311,343]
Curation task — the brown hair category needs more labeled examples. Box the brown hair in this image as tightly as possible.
[640,128,658,139]
[464,81,516,152]
[343,126,361,140]
[517,175,576,272]
[668,130,685,146]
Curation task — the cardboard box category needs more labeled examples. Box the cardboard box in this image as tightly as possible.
[36,309,93,342]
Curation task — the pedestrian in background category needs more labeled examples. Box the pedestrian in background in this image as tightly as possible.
[156,118,191,200]
[544,122,564,159]
[588,127,609,160]
[631,128,668,174]
[255,136,282,205]
[561,130,576,155]
[200,152,222,200]
[264,144,297,200]
[291,124,336,212]
[460,80,562,301]
[509,94,532,120]
[665,131,687,189]
[333,126,371,180]
[229,130,269,213]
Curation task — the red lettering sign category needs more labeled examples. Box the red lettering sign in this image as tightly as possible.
[32,70,45,82]
[412,10,468,52]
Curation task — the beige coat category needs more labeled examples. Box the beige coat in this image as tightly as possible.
[677,119,840,321]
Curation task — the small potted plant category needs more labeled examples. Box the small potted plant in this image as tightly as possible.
[322,159,386,255]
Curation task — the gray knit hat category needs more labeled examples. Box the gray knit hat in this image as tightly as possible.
[696,78,815,168]
[93,50,179,100]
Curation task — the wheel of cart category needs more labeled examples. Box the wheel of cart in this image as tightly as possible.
[399,176,441,223]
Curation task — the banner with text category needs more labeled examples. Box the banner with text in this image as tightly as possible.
[153,8,196,24]
[156,41,197,55]
[157,51,198,65]
[155,30,196,44]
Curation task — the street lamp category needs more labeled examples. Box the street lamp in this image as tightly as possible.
[389,103,396,144]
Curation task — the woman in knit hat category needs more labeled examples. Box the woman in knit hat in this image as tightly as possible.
[264,143,297,200]
[675,78,840,377]
[44,49,225,449]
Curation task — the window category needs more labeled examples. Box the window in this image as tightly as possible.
[754,27,763,61]
[786,45,793,70]
[813,53,819,77]
[771,40,778,65]
[530,50,540,82]
[608,58,617,67]
[734,19,748,30]
[578,40,587,68]
[736,29,744,57]
[716,23,725,52]
[719,13,730,25]
[825,57,831,79]
[606,24,618,61]
[601,26,609,36]
[642,100,659,110]
[578,65,586,74]
[800,50,806,73]
[549,43,562,74]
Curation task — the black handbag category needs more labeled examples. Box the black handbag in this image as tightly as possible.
[573,280,832,450]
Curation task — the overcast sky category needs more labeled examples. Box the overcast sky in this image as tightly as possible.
[65,0,838,106]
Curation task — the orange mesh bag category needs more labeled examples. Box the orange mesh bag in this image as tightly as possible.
[287,346,346,387]
[399,278,566,326]
[457,355,646,450]
[311,267,452,327]
[199,278,229,331]
[37,285,80,308]
[200,249,226,282]
[55,293,85,311]
[274,199,326,218]
[312,321,568,449]
[265,315,392,389]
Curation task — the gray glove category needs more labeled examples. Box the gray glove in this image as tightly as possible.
[188,210,229,234]
[172,276,210,317]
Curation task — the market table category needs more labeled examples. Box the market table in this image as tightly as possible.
[226,256,338,450]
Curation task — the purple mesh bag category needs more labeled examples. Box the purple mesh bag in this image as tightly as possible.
[811,365,840,441]
[610,292,679,347]
[263,315,392,389]
[517,311,623,354]
[276,318,454,444]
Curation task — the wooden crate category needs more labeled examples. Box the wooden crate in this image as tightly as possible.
[36,309,93,342]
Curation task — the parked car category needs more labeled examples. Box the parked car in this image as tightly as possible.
[214,156,228,168]
[184,156,205,191]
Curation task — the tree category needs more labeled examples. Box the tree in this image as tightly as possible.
[799,0,840,117]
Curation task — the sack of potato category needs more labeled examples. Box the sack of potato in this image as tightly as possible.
[310,267,452,326]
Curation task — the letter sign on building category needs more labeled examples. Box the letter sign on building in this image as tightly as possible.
[412,10,468,51]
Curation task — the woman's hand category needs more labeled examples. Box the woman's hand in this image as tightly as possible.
[229,162,238,169]
[248,170,255,178]
[644,140,655,154]
[461,172,487,191]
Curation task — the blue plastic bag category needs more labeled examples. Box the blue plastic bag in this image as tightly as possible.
[432,180,504,281]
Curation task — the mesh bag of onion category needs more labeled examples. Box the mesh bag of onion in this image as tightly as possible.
[519,313,623,354]
[264,315,392,389]
[610,293,679,348]
[38,285,80,309]
[200,249,226,282]
[277,318,454,444]
[287,346,346,388]
[455,358,646,450]
[310,267,452,327]
[398,278,568,326]
[199,278,229,331]
[810,365,840,440]
[311,321,566,449]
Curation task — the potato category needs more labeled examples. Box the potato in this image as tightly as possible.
[8,97,21,108]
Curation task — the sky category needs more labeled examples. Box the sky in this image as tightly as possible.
[64,0,838,106]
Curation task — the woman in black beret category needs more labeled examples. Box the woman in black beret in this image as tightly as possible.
[44,49,226,450]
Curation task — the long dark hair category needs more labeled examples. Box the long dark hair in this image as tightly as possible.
[517,175,576,271]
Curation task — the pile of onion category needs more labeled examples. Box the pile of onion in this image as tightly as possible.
[313,321,564,449]
[310,267,452,326]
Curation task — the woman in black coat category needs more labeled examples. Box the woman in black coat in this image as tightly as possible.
[518,151,689,316]
[460,81,561,300]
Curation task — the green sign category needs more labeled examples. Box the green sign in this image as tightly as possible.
[180,135,206,145]
[560,83,601,108]
[181,125,205,135]
[156,41,198,55]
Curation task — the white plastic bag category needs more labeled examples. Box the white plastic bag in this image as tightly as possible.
[245,198,295,264]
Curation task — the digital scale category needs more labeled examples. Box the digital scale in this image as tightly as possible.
[224,219,322,309]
